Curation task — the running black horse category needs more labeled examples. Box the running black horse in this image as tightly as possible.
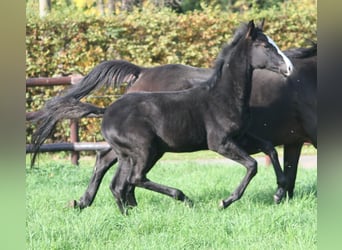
[31,20,294,213]
[99,20,294,213]
[66,42,316,210]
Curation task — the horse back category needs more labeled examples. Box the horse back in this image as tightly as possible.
[127,64,212,93]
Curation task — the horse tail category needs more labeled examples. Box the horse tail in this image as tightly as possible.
[30,98,106,167]
[62,60,143,100]
[29,60,143,166]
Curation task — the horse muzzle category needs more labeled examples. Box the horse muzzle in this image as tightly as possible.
[279,59,294,77]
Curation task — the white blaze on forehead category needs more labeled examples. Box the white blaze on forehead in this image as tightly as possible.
[266,35,294,75]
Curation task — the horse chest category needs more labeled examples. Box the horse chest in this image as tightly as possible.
[208,101,250,128]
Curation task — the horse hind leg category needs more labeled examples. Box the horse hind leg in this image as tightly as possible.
[130,175,194,207]
[71,148,117,209]
[125,183,137,207]
[127,148,193,208]
[109,158,133,215]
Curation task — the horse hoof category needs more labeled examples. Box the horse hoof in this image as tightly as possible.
[68,200,79,209]
[123,208,130,216]
[273,195,281,204]
[287,191,294,199]
[273,188,286,204]
[218,200,225,210]
[184,198,194,208]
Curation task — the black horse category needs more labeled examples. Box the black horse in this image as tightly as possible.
[66,43,315,209]
[31,21,294,213]
[100,20,294,213]
[246,53,316,198]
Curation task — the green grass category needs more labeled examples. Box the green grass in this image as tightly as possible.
[26,156,316,250]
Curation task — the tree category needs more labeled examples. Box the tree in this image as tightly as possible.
[121,0,134,11]
[39,0,51,18]
[107,0,115,15]
[97,0,105,15]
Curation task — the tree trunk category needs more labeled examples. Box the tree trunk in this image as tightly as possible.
[108,0,115,15]
[121,0,133,11]
[97,0,105,16]
[39,0,51,18]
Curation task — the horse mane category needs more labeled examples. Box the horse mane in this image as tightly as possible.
[219,22,253,55]
[284,41,317,59]
[206,22,260,88]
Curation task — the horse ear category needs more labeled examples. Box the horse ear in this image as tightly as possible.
[257,18,265,31]
[245,20,256,39]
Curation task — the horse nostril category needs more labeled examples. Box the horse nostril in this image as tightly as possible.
[288,65,293,73]
[281,66,292,77]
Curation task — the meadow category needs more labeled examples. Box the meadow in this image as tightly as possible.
[26,151,317,249]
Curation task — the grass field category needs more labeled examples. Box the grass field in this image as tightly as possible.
[26,152,317,249]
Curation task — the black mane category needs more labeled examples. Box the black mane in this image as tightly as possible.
[206,22,255,88]
[285,42,317,58]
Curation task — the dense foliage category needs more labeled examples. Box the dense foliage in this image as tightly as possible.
[26,0,317,144]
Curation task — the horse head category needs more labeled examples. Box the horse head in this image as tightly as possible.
[246,20,294,77]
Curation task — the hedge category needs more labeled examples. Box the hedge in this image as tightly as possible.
[26,0,317,145]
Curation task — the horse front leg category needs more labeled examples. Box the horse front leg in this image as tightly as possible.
[237,133,288,203]
[212,138,258,209]
[283,143,303,199]
[246,133,288,203]
[71,148,117,209]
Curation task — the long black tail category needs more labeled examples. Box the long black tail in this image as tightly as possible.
[30,98,106,167]
[61,59,143,100]
[29,60,143,167]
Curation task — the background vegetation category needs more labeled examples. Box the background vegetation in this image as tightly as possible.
[26,0,317,144]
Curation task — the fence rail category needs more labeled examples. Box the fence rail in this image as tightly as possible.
[26,76,107,165]
[26,142,111,153]
[26,75,83,87]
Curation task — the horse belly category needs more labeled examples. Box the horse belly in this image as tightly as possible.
[157,125,207,152]
[248,115,305,148]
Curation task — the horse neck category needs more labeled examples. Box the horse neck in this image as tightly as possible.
[211,42,253,110]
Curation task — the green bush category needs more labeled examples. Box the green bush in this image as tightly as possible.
[26,0,317,145]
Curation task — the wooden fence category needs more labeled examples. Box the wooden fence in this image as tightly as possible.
[26,76,111,165]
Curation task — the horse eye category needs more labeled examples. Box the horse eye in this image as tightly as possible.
[257,42,267,48]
